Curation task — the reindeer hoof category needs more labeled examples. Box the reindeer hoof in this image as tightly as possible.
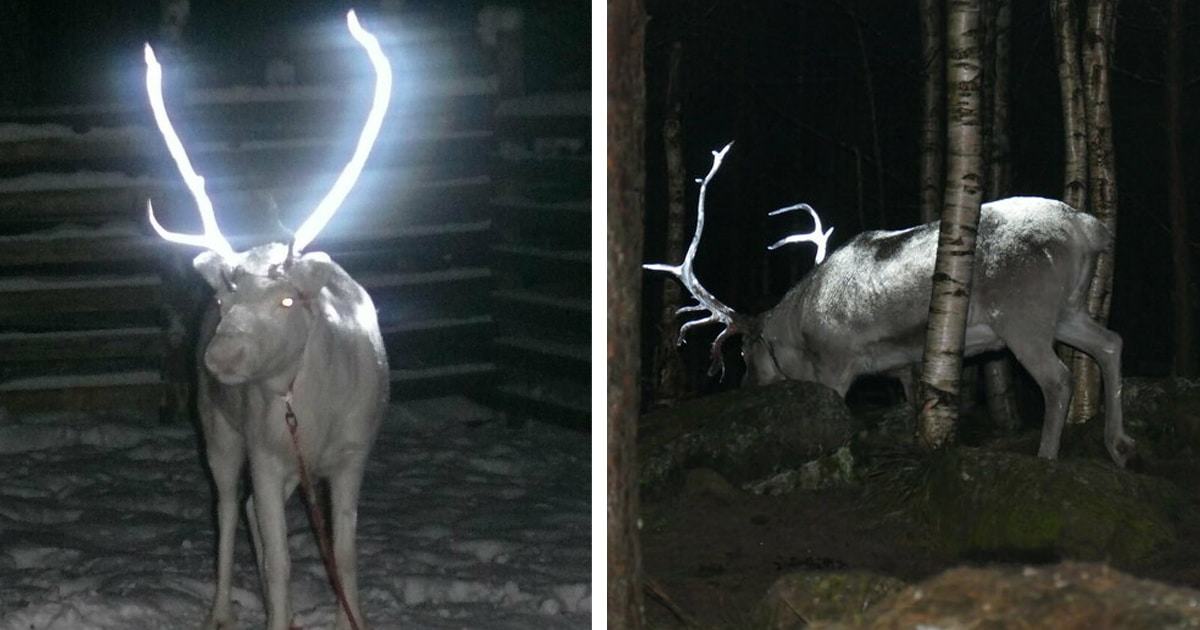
[1106,432,1136,468]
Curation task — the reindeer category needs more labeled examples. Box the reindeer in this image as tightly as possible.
[646,143,1135,467]
[144,11,391,630]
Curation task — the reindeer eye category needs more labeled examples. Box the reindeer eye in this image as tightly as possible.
[281,297,295,308]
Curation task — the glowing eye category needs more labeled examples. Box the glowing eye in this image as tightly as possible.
[281,297,295,308]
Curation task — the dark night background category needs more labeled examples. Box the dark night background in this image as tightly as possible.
[639,0,1200,404]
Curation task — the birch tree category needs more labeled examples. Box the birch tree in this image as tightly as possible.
[918,0,985,450]
[1068,0,1120,419]
[982,0,1021,430]
[608,0,646,625]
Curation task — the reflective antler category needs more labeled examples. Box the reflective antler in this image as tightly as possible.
[767,203,833,264]
[291,9,393,253]
[144,44,236,259]
[644,142,753,377]
[145,10,391,259]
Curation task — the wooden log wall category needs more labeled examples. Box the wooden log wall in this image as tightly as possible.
[0,12,498,421]
[488,90,591,428]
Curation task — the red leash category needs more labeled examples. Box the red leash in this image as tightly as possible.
[284,393,362,630]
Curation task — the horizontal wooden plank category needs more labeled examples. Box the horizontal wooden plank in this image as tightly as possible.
[0,231,166,267]
[495,155,589,184]
[487,383,590,429]
[494,335,589,379]
[0,172,490,225]
[390,362,496,400]
[0,327,163,361]
[0,275,163,321]
[0,382,165,420]
[493,244,588,265]
[495,92,589,119]
[0,76,498,122]
[493,288,588,314]
[359,266,490,291]
[0,127,493,172]
[490,195,589,215]
[0,369,162,392]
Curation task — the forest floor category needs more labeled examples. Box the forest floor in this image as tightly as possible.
[0,397,590,629]
[640,401,1200,629]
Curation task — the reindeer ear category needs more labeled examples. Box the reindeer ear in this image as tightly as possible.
[193,251,232,291]
[288,251,336,295]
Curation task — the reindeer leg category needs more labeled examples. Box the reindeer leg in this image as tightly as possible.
[249,456,297,630]
[1056,314,1134,466]
[203,418,244,630]
[1001,333,1071,460]
[329,460,369,630]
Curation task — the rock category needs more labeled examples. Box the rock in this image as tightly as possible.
[640,381,856,498]
[757,570,907,629]
[823,562,1200,629]
[744,446,857,495]
[1122,376,1200,436]
[911,448,1185,565]
[683,468,738,500]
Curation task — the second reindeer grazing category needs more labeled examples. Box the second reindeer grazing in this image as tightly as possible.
[145,10,390,630]
[646,143,1134,467]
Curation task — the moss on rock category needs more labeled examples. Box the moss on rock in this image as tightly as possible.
[911,448,1185,566]
[755,570,907,630]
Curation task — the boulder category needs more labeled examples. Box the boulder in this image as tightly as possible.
[756,570,907,629]
[640,381,856,498]
[910,448,1186,565]
[819,562,1200,629]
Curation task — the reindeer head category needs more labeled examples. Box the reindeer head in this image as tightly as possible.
[644,143,832,386]
[145,10,391,384]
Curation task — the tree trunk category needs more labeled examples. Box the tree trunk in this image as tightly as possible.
[918,0,944,224]
[1166,0,1196,377]
[1051,0,1093,424]
[1051,0,1088,212]
[982,0,1020,431]
[1067,0,1119,421]
[652,41,689,403]
[608,0,646,626]
[918,0,985,451]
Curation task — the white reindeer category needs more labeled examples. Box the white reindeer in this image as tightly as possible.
[647,144,1133,466]
[145,10,391,629]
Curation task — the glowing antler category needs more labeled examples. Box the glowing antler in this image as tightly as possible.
[644,142,754,377]
[144,44,236,259]
[291,9,393,253]
[767,203,833,264]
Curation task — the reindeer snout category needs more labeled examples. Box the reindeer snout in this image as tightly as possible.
[205,335,253,383]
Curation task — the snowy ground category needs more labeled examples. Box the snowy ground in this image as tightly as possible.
[0,397,591,629]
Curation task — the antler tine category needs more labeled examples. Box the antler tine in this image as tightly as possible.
[291,9,393,253]
[767,202,834,264]
[144,44,236,259]
[643,141,747,372]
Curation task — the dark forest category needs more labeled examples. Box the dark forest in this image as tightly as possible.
[614,0,1200,626]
